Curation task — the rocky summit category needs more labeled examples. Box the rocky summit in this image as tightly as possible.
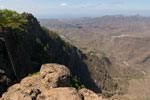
[0,63,107,100]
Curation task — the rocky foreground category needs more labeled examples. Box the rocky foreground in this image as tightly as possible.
[0,63,107,100]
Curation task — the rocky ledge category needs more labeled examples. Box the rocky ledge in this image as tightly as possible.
[0,63,107,100]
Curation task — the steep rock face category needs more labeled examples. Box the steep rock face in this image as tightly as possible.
[0,40,16,95]
[0,63,107,100]
[0,11,116,96]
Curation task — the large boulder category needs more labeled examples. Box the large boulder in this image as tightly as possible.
[0,63,107,100]
[37,87,83,100]
[20,63,70,92]
[79,88,107,100]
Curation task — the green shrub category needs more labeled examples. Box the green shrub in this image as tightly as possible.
[89,51,96,53]
[28,72,39,77]
[68,75,85,90]
[0,9,28,31]
[36,38,43,46]
[41,26,59,39]
[81,47,87,51]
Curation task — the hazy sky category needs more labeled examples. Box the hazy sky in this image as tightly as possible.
[0,0,150,18]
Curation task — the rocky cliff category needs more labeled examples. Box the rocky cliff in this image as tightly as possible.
[0,63,107,100]
[0,9,117,97]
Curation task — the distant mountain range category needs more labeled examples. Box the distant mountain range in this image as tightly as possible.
[39,15,150,70]
[39,15,150,100]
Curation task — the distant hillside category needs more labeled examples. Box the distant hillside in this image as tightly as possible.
[39,15,150,37]
[39,15,150,72]
[39,15,150,100]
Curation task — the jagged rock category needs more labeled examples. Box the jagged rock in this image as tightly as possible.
[0,63,106,100]
[0,63,70,100]
[19,63,70,92]
[37,87,83,100]
[39,63,70,87]
[79,88,107,100]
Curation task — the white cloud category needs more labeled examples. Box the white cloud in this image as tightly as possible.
[59,3,68,7]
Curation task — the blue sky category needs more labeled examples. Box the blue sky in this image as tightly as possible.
[0,0,150,18]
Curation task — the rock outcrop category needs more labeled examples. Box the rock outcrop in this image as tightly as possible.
[0,63,107,100]
[79,88,105,100]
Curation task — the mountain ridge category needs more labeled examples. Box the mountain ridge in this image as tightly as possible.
[0,9,117,97]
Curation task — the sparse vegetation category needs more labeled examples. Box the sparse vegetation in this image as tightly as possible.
[68,75,85,90]
[36,38,43,46]
[99,51,106,57]
[28,72,39,77]
[124,75,144,86]
[89,51,96,53]
[42,26,59,39]
[81,47,87,51]
[44,44,50,52]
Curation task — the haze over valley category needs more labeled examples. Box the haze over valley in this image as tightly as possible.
[39,15,150,99]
